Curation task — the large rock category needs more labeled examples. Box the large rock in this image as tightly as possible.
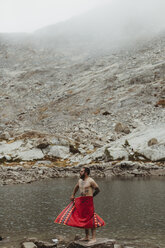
[22,242,37,248]
[16,149,44,161]
[67,238,116,248]
[105,147,128,161]
[114,123,130,134]
[34,240,57,248]
[25,238,57,248]
[0,137,71,162]
[103,125,165,162]
[0,140,24,154]
[46,145,70,159]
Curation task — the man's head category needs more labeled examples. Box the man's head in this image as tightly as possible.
[80,167,90,179]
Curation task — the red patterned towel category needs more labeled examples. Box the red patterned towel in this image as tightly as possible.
[54,196,105,228]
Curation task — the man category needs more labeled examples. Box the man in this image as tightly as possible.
[55,167,105,244]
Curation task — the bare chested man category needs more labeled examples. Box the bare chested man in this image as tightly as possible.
[70,167,100,244]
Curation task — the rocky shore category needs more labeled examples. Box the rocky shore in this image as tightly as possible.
[0,125,165,186]
[0,236,160,248]
[0,160,165,186]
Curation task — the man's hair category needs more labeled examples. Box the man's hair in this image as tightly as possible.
[83,167,90,175]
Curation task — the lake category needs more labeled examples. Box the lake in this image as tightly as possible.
[0,177,165,247]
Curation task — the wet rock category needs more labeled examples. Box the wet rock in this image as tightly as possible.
[34,240,57,248]
[74,234,81,241]
[25,238,57,248]
[67,238,116,248]
[22,242,37,248]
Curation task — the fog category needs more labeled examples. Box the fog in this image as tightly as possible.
[34,0,165,51]
[1,0,165,51]
[0,0,110,33]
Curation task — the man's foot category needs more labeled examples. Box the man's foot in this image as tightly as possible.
[79,237,90,241]
[88,239,96,244]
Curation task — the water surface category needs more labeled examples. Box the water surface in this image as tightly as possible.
[0,177,165,247]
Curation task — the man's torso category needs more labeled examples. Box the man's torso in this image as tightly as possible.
[78,177,95,196]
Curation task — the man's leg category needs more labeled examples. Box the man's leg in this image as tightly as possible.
[88,228,96,244]
[85,229,89,240]
[80,229,89,241]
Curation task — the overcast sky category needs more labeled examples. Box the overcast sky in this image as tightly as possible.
[0,0,110,33]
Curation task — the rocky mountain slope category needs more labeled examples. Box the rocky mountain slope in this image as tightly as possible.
[0,22,165,184]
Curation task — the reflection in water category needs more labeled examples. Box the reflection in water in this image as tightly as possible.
[0,177,165,247]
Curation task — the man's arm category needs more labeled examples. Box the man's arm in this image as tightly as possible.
[91,179,100,197]
[70,182,79,201]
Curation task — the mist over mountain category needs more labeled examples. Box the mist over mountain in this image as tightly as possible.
[1,0,165,53]
[33,0,165,51]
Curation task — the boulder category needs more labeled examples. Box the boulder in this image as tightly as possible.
[47,145,70,159]
[22,242,37,248]
[136,146,165,162]
[67,238,116,248]
[114,123,130,134]
[16,149,44,161]
[148,138,158,146]
[105,147,128,161]
[0,140,24,154]
[24,238,57,248]
[102,125,165,162]
[34,240,57,248]
[78,147,105,165]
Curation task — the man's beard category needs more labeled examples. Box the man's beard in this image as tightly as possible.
[80,174,85,180]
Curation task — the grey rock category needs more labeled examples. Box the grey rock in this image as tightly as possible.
[0,131,10,140]
[105,147,128,161]
[114,245,124,248]
[34,240,57,248]
[16,149,44,161]
[47,145,70,159]
[148,138,158,146]
[25,238,57,248]
[22,242,37,248]
[114,123,130,134]
[4,155,12,161]
[67,238,116,248]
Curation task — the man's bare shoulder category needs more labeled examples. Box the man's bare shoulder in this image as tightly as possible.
[88,177,95,183]
[89,177,99,188]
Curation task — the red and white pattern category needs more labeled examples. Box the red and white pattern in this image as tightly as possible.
[55,196,105,228]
